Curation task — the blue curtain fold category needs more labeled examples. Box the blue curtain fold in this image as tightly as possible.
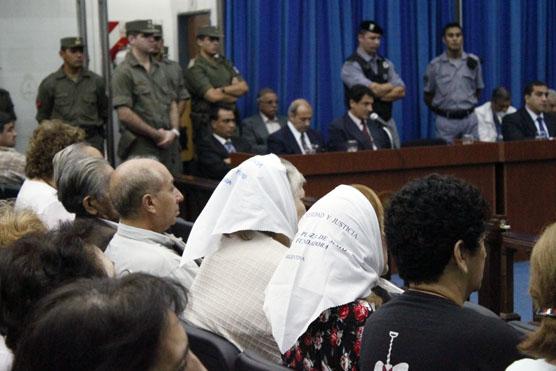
[224,0,553,142]
[463,0,555,110]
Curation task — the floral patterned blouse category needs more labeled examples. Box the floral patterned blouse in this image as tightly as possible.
[282,299,374,371]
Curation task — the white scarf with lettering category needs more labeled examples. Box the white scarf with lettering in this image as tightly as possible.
[264,185,398,353]
[180,154,298,264]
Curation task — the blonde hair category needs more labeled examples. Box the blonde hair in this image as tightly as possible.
[519,222,556,360]
[0,205,47,247]
[351,184,384,232]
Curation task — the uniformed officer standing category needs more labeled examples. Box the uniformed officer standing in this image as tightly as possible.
[184,26,249,143]
[112,20,181,175]
[36,37,108,151]
[341,21,405,148]
[424,22,484,143]
[152,24,190,152]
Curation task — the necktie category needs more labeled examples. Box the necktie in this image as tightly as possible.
[224,140,236,153]
[301,133,311,153]
[362,120,375,148]
[537,117,548,138]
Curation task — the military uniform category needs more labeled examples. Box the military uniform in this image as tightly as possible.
[0,88,16,121]
[184,51,244,141]
[36,37,108,151]
[424,51,484,142]
[112,22,181,175]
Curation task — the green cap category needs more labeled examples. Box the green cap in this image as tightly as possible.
[154,24,163,37]
[125,19,157,36]
[60,37,85,49]
[197,26,222,38]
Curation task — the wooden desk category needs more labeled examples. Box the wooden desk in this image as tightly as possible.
[232,142,499,212]
[232,140,556,235]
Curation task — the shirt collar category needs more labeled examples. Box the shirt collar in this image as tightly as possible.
[356,46,376,62]
[347,111,364,130]
[525,105,543,122]
[260,112,277,123]
[212,133,229,145]
[440,51,469,62]
[116,222,185,249]
[126,50,158,69]
[287,121,304,139]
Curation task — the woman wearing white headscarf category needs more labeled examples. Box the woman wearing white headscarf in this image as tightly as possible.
[181,154,306,363]
[264,184,402,370]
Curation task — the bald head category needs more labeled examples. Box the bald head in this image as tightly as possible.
[288,99,313,133]
[109,158,167,219]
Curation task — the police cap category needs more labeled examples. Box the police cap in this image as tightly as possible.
[154,24,163,37]
[359,20,383,35]
[196,26,222,38]
[125,19,157,36]
[60,37,85,49]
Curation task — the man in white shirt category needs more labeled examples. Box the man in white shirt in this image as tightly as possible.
[267,99,324,155]
[241,88,287,154]
[502,81,556,141]
[475,87,516,142]
[105,158,199,288]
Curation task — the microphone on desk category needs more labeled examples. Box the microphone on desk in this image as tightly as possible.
[369,113,394,149]
[369,112,388,127]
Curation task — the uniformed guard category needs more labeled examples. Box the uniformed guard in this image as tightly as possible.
[341,20,405,148]
[152,24,190,153]
[36,37,108,151]
[184,26,248,143]
[111,19,182,175]
[424,22,484,143]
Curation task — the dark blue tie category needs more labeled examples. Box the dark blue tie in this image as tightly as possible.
[224,140,236,153]
[537,117,548,138]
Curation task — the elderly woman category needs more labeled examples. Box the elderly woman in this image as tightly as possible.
[181,154,306,363]
[506,222,556,370]
[264,184,402,370]
[14,120,85,228]
[0,204,46,247]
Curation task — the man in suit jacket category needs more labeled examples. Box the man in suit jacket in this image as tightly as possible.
[502,81,556,141]
[241,88,287,154]
[196,104,251,180]
[328,85,393,151]
[267,99,324,155]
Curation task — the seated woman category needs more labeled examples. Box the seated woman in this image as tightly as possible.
[11,273,206,371]
[181,154,306,363]
[0,221,114,370]
[0,204,46,247]
[14,120,87,229]
[506,222,556,370]
[264,184,402,370]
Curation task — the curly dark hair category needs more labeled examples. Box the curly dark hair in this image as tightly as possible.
[25,120,85,180]
[385,174,489,284]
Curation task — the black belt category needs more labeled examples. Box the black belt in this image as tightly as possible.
[433,107,474,119]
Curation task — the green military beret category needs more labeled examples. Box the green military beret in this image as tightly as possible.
[60,37,85,49]
[154,24,163,37]
[125,19,157,36]
[196,26,222,38]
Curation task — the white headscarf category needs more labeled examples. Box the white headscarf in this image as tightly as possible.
[180,154,298,264]
[264,184,400,353]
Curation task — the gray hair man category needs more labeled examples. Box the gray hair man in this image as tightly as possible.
[105,158,198,288]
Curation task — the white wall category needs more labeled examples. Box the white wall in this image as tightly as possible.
[0,0,217,154]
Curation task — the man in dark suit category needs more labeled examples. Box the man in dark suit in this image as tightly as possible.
[328,85,393,151]
[267,99,324,155]
[196,104,251,180]
[241,88,287,154]
[502,80,556,141]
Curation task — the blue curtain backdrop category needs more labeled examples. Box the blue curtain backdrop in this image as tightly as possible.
[463,0,556,109]
[224,0,554,142]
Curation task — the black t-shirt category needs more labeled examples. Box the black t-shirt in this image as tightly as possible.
[359,290,524,371]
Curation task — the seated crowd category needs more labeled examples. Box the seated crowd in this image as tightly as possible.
[1,120,555,370]
[1,17,556,371]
